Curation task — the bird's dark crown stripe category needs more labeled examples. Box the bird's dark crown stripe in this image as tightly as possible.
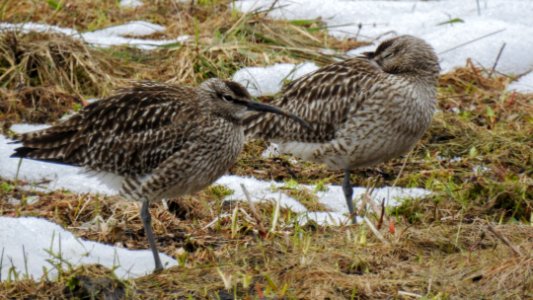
[224,81,250,98]
[374,38,395,55]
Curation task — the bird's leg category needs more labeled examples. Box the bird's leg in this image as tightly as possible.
[140,199,163,272]
[342,170,357,224]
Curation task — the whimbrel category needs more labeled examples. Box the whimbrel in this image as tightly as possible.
[11,78,309,271]
[245,35,440,224]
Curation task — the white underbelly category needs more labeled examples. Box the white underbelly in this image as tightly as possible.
[84,170,125,194]
[275,134,417,171]
[277,141,323,161]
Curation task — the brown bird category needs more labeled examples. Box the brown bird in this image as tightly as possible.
[245,35,440,224]
[11,79,309,271]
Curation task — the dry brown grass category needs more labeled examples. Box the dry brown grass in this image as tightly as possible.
[0,30,118,132]
[0,31,116,95]
[1,177,532,299]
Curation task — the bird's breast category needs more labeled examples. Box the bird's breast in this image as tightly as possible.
[197,122,244,180]
[149,121,245,200]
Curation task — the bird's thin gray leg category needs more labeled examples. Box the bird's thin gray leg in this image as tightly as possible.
[342,170,357,224]
[140,199,163,272]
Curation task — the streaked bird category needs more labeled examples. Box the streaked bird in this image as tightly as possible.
[245,35,440,224]
[11,78,309,271]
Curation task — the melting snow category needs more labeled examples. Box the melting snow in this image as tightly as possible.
[0,135,121,195]
[120,0,143,8]
[507,72,533,93]
[0,21,189,50]
[232,62,319,97]
[218,175,430,225]
[0,216,177,281]
[89,21,165,37]
[234,0,533,92]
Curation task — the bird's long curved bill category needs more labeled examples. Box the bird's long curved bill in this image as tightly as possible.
[357,51,375,59]
[244,100,311,129]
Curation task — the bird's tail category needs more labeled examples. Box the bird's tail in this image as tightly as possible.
[10,116,83,164]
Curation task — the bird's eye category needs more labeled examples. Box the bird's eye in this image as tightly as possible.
[222,95,234,102]
[382,52,393,59]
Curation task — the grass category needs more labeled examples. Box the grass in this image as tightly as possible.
[1,187,531,299]
[0,0,531,299]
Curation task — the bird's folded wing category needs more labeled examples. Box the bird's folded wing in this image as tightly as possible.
[245,58,381,143]
[12,82,205,176]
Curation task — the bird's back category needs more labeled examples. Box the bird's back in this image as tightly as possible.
[245,57,386,143]
[12,82,208,177]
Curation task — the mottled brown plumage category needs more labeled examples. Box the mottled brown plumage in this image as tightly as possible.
[12,78,309,271]
[245,35,440,223]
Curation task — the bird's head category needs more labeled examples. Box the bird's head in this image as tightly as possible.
[360,35,440,79]
[199,78,310,128]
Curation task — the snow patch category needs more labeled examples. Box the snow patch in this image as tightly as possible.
[216,175,308,212]
[232,62,319,97]
[261,143,280,158]
[216,175,431,224]
[234,0,533,74]
[507,72,533,93]
[91,21,165,37]
[1,135,121,195]
[0,216,177,281]
[120,0,143,8]
[10,123,51,133]
[0,21,189,50]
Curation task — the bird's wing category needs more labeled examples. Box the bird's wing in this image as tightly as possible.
[245,58,383,143]
[12,82,204,176]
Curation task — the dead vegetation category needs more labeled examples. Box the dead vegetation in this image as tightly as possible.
[0,30,115,131]
[0,0,532,299]
[0,31,116,95]
[0,184,531,299]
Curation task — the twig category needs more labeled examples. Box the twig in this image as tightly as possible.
[439,28,506,55]
[0,247,4,281]
[426,276,433,296]
[354,23,362,40]
[362,178,392,230]
[469,231,486,252]
[240,183,266,234]
[363,216,389,245]
[486,224,523,257]
[261,0,282,15]
[202,213,231,229]
[392,151,411,188]
[488,43,506,78]
[361,177,379,216]
[268,0,280,12]
[270,194,281,233]
[376,198,386,230]
[398,291,422,298]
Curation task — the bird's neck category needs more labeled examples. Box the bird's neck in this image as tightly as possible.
[212,110,244,126]
[398,71,439,88]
